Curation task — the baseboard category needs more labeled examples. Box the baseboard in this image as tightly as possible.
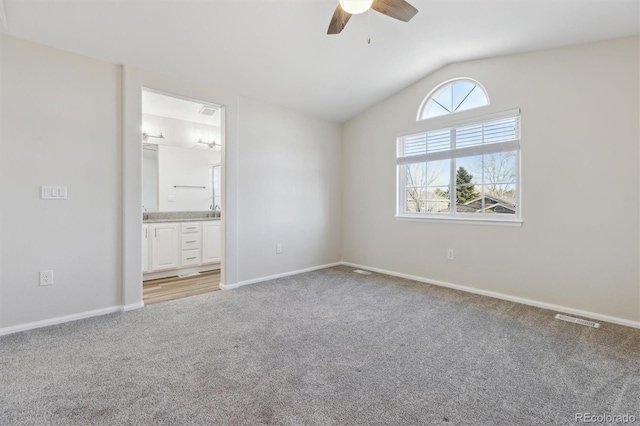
[0,302,146,337]
[0,306,120,337]
[220,262,343,291]
[122,301,144,312]
[341,261,640,330]
[218,282,236,290]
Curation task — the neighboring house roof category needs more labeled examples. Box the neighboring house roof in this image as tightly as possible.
[457,195,516,214]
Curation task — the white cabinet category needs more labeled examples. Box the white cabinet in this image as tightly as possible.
[203,221,222,263]
[142,225,150,273]
[150,223,180,271]
[180,222,202,266]
[144,220,220,277]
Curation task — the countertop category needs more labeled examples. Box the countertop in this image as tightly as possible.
[143,211,221,224]
[143,217,220,224]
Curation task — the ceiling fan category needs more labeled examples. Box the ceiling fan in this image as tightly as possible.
[327,0,418,35]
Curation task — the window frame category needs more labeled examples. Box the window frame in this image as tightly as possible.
[417,78,490,121]
[396,108,522,225]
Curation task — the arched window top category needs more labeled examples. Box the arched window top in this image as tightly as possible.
[418,78,489,120]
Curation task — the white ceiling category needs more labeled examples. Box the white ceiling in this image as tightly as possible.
[142,90,221,126]
[2,0,638,122]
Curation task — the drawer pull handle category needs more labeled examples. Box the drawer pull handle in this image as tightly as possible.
[187,257,197,260]
[186,240,196,243]
[186,227,197,230]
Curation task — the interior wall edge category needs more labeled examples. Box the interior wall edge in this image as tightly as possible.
[221,262,343,290]
[0,0,6,31]
[0,28,4,329]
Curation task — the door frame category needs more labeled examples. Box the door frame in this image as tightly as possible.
[121,66,238,309]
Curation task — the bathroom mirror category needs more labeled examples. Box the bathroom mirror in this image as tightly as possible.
[142,90,222,213]
[143,145,221,212]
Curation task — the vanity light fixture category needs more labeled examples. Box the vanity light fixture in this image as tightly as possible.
[197,138,220,149]
[142,131,165,141]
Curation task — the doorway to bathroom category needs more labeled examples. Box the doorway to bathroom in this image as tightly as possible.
[140,89,224,304]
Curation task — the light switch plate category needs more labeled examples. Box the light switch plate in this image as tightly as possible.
[41,186,68,200]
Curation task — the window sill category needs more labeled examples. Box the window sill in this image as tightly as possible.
[395,215,523,227]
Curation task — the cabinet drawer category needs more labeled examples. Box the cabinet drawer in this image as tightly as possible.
[181,233,202,250]
[181,249,201,266]
[181,223,202,233]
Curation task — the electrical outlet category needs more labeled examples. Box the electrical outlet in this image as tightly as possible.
[39,270,53,286]
[447,249,454,261]
[276,243,282,254]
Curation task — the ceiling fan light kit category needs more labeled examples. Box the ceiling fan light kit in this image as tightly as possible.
[328,0,418,36]
[339,0,374,15]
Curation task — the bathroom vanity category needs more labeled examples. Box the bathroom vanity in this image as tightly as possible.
[143,211,221,281]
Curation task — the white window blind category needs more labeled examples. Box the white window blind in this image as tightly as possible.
[397,116,520,164]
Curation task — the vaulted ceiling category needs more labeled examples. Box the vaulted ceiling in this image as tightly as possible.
[1,0,638,122]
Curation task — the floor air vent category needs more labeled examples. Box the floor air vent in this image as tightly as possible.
[353,269,372,276]
[555,314,600,328]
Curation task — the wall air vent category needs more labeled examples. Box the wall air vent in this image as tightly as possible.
[555,314,600,328]
[199,105,218,116]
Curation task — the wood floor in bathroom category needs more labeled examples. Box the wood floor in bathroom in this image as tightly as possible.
[143,270,221,305]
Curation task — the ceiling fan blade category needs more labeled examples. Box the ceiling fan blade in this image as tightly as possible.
[371,0,418,22]
[327,4,352,35]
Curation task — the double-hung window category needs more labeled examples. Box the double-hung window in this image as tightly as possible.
[396,110,521,222]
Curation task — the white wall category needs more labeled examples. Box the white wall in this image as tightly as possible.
[0,35,344,331]
[0,36,122,328]
[236,97,343,282]
[157,145,220,211]
[342,37,640,324]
